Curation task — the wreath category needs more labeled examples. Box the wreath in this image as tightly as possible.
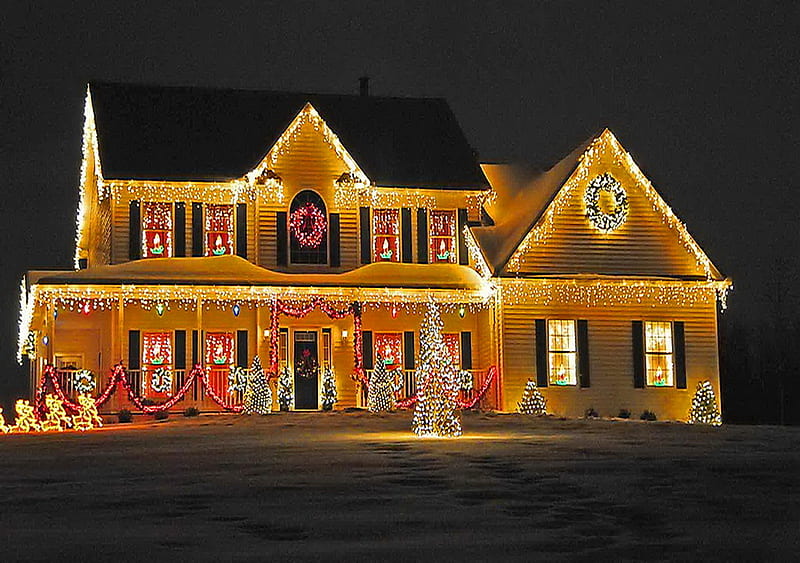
[73,369,96,394]
[290,202,327,248]
[584,173,628,233]
[150,367,172,394]
[295,349,319,379]
[228,366,248,394]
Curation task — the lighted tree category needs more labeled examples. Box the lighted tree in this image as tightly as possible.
[518,379,547,415]
[368,353,395,413]
[243,355,273,415]
[412,302,462,437]
[72,394,103,431]
[321,366,337,411]
[277,365,293,411]
[688,380,722,426]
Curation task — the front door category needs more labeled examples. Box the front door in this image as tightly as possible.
[293,331,319,409]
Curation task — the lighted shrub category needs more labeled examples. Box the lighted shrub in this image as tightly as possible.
[618,408,631,419]
[640,410,657,421]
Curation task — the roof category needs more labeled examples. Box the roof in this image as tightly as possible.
[89,82,489,189]
[473,133,596,272]
[31,255,486,291]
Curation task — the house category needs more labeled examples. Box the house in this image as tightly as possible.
[18,82,730,420]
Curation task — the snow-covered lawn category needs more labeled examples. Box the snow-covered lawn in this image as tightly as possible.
[1,411,798,560]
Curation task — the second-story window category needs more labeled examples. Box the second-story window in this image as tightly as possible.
[373,208,400,262]
[142,202,173,258]
[205,204,234,256]
[290,190,328,264]
[429,209,457,263]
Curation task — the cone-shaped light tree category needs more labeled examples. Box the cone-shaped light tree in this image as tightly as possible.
[688,380,722,426]
[277,365,293,411]
[412,302,462,437]
[321,366,337,411]
[518,379,547,415]
[243,355,273,415]
[368,352,395,413]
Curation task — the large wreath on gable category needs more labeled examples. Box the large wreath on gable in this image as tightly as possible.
[290,202,327,248]
[584,173,629,233]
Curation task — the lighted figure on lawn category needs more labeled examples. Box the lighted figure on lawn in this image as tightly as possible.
[321,366,337,411]
[278,365,293,411]
[517,379,547,415]
[243,355,272,415]
[412,302,462,437]
[41,393,73,432]
[688,380,722,426]
[72,394,103,431]
[12,400,41,433]
[0,407,9,433]
[368,352,397,413]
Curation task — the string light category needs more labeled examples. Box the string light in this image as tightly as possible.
[321,366,337,411]
[367,353,398,412]
[517,379,547,415]
[584,173,628,232]
[289,201,327,248]
[688,380,722,426]
[74,86,103,268]
[243,356,272,415]
[73,369,96,394]
[277,366,293,411]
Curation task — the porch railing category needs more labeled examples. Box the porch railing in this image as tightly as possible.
[360,368,497,410]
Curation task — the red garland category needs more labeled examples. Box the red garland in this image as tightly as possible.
[394,365,497,410]
[289,202,326,248]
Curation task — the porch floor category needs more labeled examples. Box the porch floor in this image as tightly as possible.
[0,411,798,560]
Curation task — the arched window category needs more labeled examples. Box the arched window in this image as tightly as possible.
[289,190,328,264]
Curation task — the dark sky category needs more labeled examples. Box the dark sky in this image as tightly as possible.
[1,1,797,401]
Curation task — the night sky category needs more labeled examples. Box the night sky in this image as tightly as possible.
[1,2,797,409]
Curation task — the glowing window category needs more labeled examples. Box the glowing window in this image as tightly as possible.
[429,210,457,263]
[548,320,577,386]
[375,333,403,371]
[142,202,173,258]
[443,333,461,368]
[645,321,674,386]
[142,332,173,396]
[206,332,235,366]
[205,204,234,256]
[373,209,400,262]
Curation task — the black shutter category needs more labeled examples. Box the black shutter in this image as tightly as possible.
[174,330,187,370]
[191,330,199,366]
[128,330,140,370]
[329,213,341,267]
[577,320,590,388]
[403,331,415,370]
[276,211,288,266]
[674,321,687,389]
[236,203,247,258]
[401,208,412,263]
[362,331,374,370]
[460,331,473,370]
[458,208,469,265]
[191,202,203,257]
[128,200,141,260]
[359,207,371,264]
[632,321,645,388]
[237,330,248,368]
[535,319,548,387]
[174,202,186,257]
[417,208,428,263]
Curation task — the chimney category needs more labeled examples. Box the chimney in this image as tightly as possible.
[359,76,370,97]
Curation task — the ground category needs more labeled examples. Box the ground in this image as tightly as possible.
[1,411,798,561]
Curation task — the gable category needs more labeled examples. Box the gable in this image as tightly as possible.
[502,130,721,280]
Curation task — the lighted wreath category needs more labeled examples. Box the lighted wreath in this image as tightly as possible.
[150,367,172,394]
[73,369,96,394]
[290,202,327,248]
[295,348,319,379]
[584,173,629,233]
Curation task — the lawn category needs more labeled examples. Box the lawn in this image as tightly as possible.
[1,411,798,561]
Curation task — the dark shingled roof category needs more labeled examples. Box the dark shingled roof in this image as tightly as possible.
[89,82,489,189]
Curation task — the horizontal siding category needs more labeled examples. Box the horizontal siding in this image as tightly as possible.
[516,145,708,278]
[501,287,720,420]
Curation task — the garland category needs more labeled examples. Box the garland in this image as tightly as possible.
[395,365,497,410]
[289,202,326,248]
[584,173,628,233]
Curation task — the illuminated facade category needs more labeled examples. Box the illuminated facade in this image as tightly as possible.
[19,82,729,420]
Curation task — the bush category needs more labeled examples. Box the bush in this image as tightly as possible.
[117,409,133,423]
[640,410,657,421]
[154,410,169,421]
[140,398,156,406]
[183,407,200,417]
[584,407,599,418]
[618,408,631,419]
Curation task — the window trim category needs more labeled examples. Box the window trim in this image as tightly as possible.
[546,319,578,386]
[643,320,675,387]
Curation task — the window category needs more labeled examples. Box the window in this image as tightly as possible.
[322,329,332,369]
[644,321,674,386]
[548,320,577,385]
[142,332,173,396]
[289,190,328,264]
[373,208,400,262]
[206,332,235,366]
[443,333,461,368]
[142,202,173,258]
[374,333,403,370]
[429,209,457,263]
[279,328,289,369]
[205,204,234,256]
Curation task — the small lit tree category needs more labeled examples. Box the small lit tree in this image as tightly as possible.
[517,379,547,415]
[277,365,293,411]
[368,353,395,413]
[243,355,273,415]
[321,366,337,411]
[688,380,722,426]
[412,302,462,437]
